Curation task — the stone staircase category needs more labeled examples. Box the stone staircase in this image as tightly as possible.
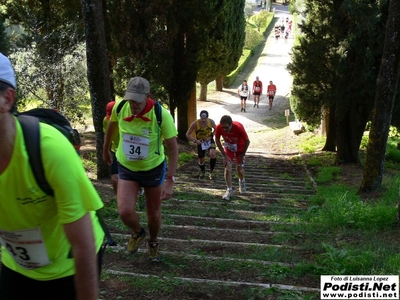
[99,151,323,299]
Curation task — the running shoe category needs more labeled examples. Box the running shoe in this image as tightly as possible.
[209,170,215,180]
[147,242,161,263]
[222,188,233,200]
[253,103,256,107]
[126,228,146,254]
[239,180,246,194]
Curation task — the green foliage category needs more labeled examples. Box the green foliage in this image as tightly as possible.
[298,134,325,153]
[287,0,398,164]
[360,134,369,150]
[314,166,341,184]
[385,140,400,164]
[197,0,246,87]
[309,185,397,231]
[223,11,273,87]
[223,49,252,87]
[4,0,88,123]
[0,10,9,54]
[11,44,90,124]
[244,23,264,50]
[251,10,270,33]
[318,242,375,275]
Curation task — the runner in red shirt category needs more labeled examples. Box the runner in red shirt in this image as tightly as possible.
[215,115,250,200]
[267,81,277,110]
[252,76,263,108]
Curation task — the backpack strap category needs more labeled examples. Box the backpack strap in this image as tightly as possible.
[154,101,162,127]
[17,115,54,196]
[116,100,127,115]
[153,101,162,155]
[17,114,117,246]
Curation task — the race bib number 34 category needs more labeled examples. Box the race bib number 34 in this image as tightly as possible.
[122,134,150,160]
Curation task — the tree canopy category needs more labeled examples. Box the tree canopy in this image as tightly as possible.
[287,0,399,165]
[197,0,246,101]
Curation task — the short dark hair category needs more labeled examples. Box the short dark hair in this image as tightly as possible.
[199,110,208,118]
[220,115,232,125]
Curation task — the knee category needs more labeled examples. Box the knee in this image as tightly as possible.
[118,208,133,223]
[147,210,161,224]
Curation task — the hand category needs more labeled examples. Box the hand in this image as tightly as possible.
[161,180,174,200]
[102,150,112,166]
[223,155,232,166]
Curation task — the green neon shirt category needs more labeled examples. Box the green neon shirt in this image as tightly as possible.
[0,119,104,280]
[111,100,178,172]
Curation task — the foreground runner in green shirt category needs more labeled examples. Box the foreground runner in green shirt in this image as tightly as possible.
[0,53,104,300]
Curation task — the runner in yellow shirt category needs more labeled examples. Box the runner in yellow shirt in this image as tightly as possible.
[103,76,178,263]
[185,110,217,179]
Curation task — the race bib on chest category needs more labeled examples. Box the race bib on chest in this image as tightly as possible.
[0,228,50,269]
[122,134,150,160]
[269,91,275,96]
[224,142,238,153]
[255,86,261,92]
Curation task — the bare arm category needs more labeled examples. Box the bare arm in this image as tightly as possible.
[162,136,178,200]
[185,122,197,142]
[215,134,225,156]
[211,120,217,133]
[103,121,118,164]
[64,213,99,300]
[242,139,250,156]
[238,139,250,165]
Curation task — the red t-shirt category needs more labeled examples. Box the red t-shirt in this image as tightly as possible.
[267,84,277,96]
[215,121,249,153]
[253,80,263,93]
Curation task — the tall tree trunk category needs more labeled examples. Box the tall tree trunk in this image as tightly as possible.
[360,0,400,193]
[321,104,337,152]
[335,103,367,165]
[215,77,223,91]
[199,83,208,101]
[80,0,111,179]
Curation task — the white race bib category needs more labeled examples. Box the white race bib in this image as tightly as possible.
[122,134,150,160]
[0,228,50,269]
[224,142,238,153]
[201,140,211,150]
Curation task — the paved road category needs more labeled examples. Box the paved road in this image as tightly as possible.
[196,4,294,151]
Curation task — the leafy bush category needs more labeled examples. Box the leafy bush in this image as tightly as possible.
[244,23,264,50]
